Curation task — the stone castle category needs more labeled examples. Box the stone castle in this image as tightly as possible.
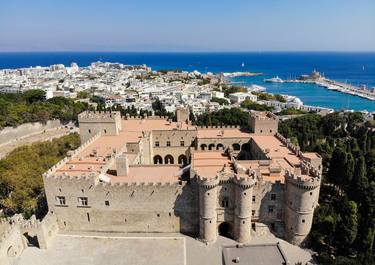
[0,109,322,264]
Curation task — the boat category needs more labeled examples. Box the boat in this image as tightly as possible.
[264,76,284,83]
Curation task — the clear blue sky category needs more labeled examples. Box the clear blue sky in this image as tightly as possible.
[0,0,374,52]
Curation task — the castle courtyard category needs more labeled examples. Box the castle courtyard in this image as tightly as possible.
[10,232,315,265]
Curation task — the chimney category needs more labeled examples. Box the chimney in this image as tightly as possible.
[116,155,129,176]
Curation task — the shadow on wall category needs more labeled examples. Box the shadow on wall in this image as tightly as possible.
[173,177,199,237]
[236,141,253,160]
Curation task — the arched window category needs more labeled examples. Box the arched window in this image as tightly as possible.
[200,144,207,150]
[178,154,187,165]
[164,155,174,164]
[216,143,224,150]
[232,143,240,151]
[153,155,163,164]
[208,143,215,150]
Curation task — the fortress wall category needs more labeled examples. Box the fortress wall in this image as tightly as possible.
[44,176,199,235]
[253,181,284,222]
[36,212,59,249]
[0,120,62,145]
[0,223,26,265]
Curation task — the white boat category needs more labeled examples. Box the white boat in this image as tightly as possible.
[264,76,284,83]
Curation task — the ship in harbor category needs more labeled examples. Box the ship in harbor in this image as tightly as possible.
[264,76,284,83]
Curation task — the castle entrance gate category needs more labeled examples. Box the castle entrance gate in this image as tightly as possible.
[218,222,231,238]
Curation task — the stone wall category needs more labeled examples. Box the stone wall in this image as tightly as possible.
[0,120,62,145]
[44,175,199,235]
[0,212,59,264]
[0,221,27,265]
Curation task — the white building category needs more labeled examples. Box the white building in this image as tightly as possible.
[229,92,257,103]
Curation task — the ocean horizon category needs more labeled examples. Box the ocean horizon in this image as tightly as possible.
[0,51,374,111]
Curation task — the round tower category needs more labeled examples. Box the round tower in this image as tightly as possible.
[284,167,321,245]
[197,175,220,243]
[233,174,256,243]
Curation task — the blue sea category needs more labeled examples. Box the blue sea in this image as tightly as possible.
[0,52,374,111]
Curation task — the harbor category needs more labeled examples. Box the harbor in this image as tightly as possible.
[282,71,375,101]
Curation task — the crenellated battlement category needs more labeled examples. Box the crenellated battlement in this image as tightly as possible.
[43,132,101,179]
[78,111,121,123]
[96,180,180,188]
[251,111,278,121]
[124,114,170,120]
[196,125,241,129]
[275,132,303,157]
[43,171,99,186]
[300,161,321,178]
[285,169,321,190]
[234,173,256,189]
[197,175,220,189]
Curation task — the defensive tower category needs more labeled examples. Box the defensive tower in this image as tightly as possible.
[197,175,220,243]
[249,111,278,135]
[284,162,321,245]
[78,111,122,143]
[233,172,256,243]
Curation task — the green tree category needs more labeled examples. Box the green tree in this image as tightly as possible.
[335,200,358,248]
[23,89,46,104]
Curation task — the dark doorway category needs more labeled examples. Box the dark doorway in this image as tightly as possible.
[218,222,231,238]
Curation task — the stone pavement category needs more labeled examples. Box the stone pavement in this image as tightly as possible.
[10,231,315,265]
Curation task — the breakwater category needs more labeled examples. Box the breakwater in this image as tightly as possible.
[286,78,375,101]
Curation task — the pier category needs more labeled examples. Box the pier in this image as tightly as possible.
[285,71,375,101]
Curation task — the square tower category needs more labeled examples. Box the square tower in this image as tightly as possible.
[249,111,278,135]
[78,111,122,143]
[176,107,190,124]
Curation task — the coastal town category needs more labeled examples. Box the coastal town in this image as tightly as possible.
[0,61,353,119]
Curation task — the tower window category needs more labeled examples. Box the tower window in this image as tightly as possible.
[180,141,185,147]
[155,141,160,147]
[271,193,276,201]
[105,200,110,206]
[302,219,305,223]
[268,205,274,213]
[252,196,256,202]
[87,213,90,222]
[88,129,91,133]
[166,141,171,147]
[104,129,107,134]
[221,197,229,208]
[252,210,255,216]
[271,223,275,230]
